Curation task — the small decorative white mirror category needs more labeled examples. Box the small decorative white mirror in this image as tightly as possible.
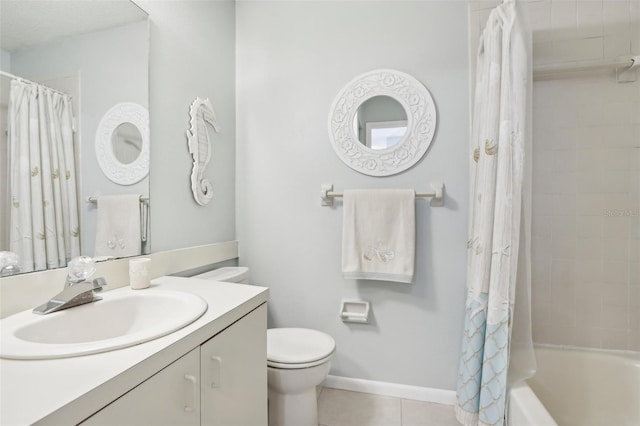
[187,97,220,206]
[328,69,437,176]
[95,102,149,185]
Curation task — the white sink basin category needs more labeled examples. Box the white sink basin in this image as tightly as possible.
[0,289,207,359]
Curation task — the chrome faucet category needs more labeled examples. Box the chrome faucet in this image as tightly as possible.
[33,278,107,315]
[33,256,107,315]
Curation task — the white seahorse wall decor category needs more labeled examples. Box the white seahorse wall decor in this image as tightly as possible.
[187,97,220,205]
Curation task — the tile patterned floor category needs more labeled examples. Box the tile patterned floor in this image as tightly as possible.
[317,387,459,426]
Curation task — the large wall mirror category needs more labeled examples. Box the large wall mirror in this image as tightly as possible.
[0,0,149,275]
[328,69,437,176]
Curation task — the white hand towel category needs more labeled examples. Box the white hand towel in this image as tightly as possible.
[94,195,142,258]
[342,189,415,283]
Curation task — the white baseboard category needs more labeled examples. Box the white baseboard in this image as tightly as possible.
[322,375,456,406]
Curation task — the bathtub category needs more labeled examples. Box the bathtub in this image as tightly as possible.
[508,345,640,426]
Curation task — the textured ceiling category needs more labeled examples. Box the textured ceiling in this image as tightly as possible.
[0,0,147,53]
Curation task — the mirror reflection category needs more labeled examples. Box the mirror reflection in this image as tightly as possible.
[353,95,408,150]
[0,0,149,275]
[112,122,143,165]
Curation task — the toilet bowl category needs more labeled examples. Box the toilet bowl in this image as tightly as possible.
[193,267,335,426]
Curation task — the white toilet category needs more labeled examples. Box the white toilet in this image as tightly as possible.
[194,267,335,426]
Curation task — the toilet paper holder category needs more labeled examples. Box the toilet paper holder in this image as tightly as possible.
[340,299,370,323]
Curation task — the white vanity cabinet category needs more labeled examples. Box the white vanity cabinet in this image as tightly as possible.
[201,302,267,426]
[81,348,201,426]
[82,304,267,426]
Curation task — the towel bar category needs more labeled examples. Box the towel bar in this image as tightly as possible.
[87,196,149,204]
[320,183,444,207]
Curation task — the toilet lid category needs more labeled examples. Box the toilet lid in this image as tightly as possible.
[267,328,335,365]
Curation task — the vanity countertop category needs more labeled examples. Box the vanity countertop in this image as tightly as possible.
[0,276,269,425]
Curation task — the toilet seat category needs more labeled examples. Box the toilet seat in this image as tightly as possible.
[267,328,335,369]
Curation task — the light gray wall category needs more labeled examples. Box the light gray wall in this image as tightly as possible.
[10,22,149,256]
[237,1,469,390]
[136,0,236,252]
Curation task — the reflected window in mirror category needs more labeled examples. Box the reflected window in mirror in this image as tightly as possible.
[112,123,143,165]
[354,95,407,149]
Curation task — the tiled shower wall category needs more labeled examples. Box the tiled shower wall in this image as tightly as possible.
[470,0,640,352]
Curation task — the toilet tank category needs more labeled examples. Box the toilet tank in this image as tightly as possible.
[193,266,249,284]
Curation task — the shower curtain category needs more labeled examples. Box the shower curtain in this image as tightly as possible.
[8,79,80,272]
[455,1,532,425]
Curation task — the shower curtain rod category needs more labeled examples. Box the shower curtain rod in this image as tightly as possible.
[533,55,638,80]
[0,70,71,97]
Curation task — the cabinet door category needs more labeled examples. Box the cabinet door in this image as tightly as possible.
[201,303,267,426]
[82,348,200,426]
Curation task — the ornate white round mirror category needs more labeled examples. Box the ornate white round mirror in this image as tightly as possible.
[328,69,437,176]
[95,102,149,185]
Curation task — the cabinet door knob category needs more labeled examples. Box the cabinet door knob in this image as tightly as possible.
[184,374,198,412]
[210,356,222,388]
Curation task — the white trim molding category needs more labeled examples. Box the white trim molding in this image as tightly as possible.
[322,375,456,406]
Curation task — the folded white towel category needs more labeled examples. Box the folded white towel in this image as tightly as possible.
[94,195,142,258]
[342,189,415,283]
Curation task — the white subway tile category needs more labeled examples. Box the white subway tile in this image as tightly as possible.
[575,170,604,193]
[602,237,631,261]
[601,170,630,192]
[553,37,604,63]
[552,258,576,281]
[630,239,639,261]
[533,281,552,307]
[629,306,640,331]
[601,327,628,350]
[552,237,576,260]
[576,237,605,259]
[605,125,636,149]
[628,329,640,351]
[601,303,628,328]
[551,149,577,171]
[574,326,603,347]
[603,33,632,58]
[600,148,633,170]
[603,259,630,283]
[630,263,640,287]
[603,215,631,237]
[533,193,556,215]
[602,282,629,305]
[630,151,640,174]
[574,256,605,282]
[533,236,553,263]
[551,0,578,38]
[468,1,501,12]
[552,172,578,193]
[632,126,640,147]
[577,215,604,238]
[576,193,606,215]
[576,147,605,170]
[578,98,606,127]
[575,281,604,306]
[603,0,631,35]
[601,103,634,127]
[577,0,604,38]
[549,126,578,150]
[553,193,577,216]
[533,214,553,238]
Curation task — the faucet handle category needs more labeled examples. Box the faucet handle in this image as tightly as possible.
[66,256,97,287]
[92,277,107,292]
